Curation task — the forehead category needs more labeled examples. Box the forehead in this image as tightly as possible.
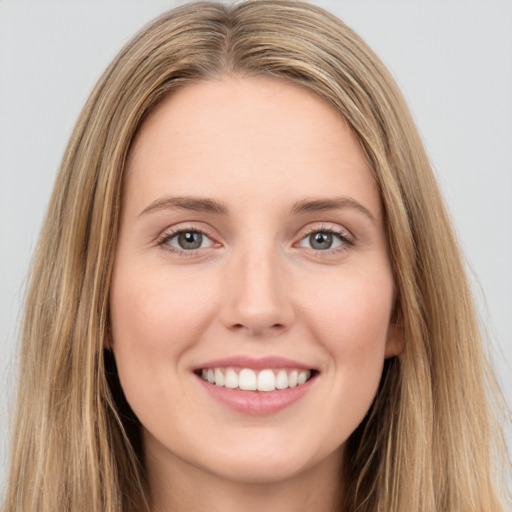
[124,75,381,218]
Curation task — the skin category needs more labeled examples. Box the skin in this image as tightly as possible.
[110,75,402,512]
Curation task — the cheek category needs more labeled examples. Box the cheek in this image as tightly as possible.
[111,267,217,346]
[307,276,393,443]
[109,266,219,404]
[303,269,393,347]
[300,268,393,404]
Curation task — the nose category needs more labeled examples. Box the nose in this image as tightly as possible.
[219,246,295,337]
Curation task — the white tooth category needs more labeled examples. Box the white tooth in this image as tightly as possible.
[202,369,208,381]
[224,368,238,389]
[207,369,215,383]
[257,369,276,392]
[239,368,257,390]
[214,368,224,387]
[288,370,298,387]
[297,370,310,385]
[275,370,288,389]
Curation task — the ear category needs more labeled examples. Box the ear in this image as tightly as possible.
[385,321,404,358]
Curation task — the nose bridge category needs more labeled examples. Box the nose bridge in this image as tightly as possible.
[220,239,293,335]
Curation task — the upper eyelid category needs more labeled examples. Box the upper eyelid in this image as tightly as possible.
[160,228,212,242]
[298,222,354,239]
[158,223,217,240]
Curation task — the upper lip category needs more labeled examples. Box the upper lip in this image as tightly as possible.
[194,356,316,371]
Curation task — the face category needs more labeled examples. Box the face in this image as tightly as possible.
[110,76,401,487]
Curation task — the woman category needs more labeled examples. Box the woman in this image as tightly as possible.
[3,1,509,511]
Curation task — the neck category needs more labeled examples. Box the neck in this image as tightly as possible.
[145,441,345,512]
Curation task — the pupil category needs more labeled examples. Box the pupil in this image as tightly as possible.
[310,232,332,250]
[178,231,202,250]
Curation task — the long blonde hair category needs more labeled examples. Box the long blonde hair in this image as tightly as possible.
[4,1,509,510]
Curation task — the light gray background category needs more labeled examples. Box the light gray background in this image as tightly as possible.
[1,0,511,490]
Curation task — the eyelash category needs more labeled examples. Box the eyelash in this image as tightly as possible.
[298,225,354,254]
[157,225,216,257]
[157,224,354,257]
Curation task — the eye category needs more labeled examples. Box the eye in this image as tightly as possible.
[159,229,215,252]
[297,228,352,251]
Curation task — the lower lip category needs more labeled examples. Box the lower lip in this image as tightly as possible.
[196,374,316,415]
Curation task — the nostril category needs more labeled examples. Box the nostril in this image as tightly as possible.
[228,322,287,336]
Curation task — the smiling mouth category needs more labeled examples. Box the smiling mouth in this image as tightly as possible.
[196,367,317,392]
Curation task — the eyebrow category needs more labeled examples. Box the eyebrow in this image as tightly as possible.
[290,197,376,221]
[139,195,375,221]
[139,196,229,217]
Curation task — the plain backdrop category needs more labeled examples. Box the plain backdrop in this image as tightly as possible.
[1,0,511,489]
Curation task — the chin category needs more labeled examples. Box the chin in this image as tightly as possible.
[193,434,344,486]
[203,453,317,485]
